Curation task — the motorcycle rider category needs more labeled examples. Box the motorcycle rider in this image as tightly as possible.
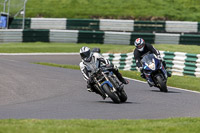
[79,46,129,96]
[133,38,171,86]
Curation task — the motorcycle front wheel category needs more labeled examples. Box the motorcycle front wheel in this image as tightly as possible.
[156,75,168,92]
[117,89,127,102]
[102,84,121,103]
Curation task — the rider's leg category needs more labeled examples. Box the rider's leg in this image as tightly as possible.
[112,68,129,84]
[162,60,171,77]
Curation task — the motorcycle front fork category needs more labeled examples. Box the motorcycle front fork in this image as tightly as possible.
[102,73,117,93]
[94,77,108,98]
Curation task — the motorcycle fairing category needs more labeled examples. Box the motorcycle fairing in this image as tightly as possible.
[142,54,167,86]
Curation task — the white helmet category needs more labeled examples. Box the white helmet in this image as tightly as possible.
[134,38,145,52]
[80,46,92,62]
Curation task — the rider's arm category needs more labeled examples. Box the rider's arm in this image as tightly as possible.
[100,58,111,65]
[94,52,111,65]
[79,62,89,81]
[146,43,162,60]
[146,43,160,56]
[134,50,142,68]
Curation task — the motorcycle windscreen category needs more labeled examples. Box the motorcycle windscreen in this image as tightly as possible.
[141,54,154,65]
[85,57,99,72]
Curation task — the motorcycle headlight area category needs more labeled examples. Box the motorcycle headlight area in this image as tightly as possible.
[145,59,155,70]
[148,63,155,70]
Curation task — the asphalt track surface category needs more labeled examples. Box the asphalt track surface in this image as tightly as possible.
[0,55,200,119]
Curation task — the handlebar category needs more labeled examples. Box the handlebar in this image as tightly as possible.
[90,65,111,77]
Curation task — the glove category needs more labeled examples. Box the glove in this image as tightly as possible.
[106,63,114,69]
[157,55,162,61]
[87,77,94,85]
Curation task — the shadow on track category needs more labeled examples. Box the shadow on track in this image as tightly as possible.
[96,101,139,104]
[150,90,181,93]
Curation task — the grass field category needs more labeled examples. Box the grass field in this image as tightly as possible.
[21,0,200,21]
[0,118,200,133]
[1,0,200,21]
[1,42,200,54]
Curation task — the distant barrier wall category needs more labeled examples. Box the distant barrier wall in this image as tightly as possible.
[8,18,200,33]
[1,29,200,45]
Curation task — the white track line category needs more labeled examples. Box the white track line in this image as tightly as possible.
[0,53,79,55]
[125,77,200,94]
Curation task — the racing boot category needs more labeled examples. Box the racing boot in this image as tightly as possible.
[121,78,129,85]
[118,76,129,85]
[140,73,146,79]
[87,84,94,92]
[147,80,154,87]
[162,61,171,77]
[148,82,153,87]
[167,71,172,77]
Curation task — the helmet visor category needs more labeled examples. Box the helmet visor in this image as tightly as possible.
[136,43,145,49]
[80,50,91,61]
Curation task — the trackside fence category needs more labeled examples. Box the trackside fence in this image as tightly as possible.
[102,51,200,77]
[2,29,200,45]
[8,18,200,33]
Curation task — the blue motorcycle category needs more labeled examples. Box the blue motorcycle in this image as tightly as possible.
[141,54,168,92]
[86,59,127,103]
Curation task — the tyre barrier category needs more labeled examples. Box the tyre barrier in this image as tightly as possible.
[1,29,200,45]
[8,18,200,33]
[102,51,200,77]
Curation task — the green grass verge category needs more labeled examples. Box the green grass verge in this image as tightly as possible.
[35,62,80,70]
[1,42,200,54]
[35,63,200,92]
[0,43,133,53]
[4,0,200,21]
[1,118,200,133]
[121,70,200,92]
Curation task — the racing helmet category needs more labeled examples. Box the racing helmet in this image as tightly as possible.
[134,38,145,52]
[80,46,92,62]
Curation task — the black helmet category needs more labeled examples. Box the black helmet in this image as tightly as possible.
[80,46,92,62]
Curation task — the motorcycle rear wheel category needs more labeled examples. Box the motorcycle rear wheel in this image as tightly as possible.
[102,84,121,103]
[156,75,168,92]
